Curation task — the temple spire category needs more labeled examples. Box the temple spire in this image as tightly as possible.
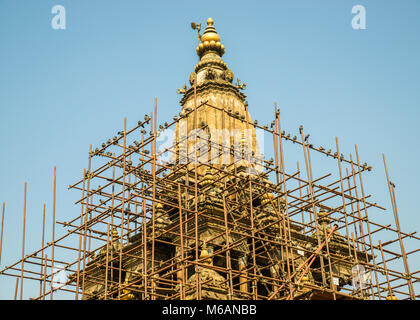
[196,18,225,58]
[173,17,261,175]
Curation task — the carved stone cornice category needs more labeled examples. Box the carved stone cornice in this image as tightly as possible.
[180,80,246,106]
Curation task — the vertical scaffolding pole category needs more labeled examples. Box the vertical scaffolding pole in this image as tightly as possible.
[81,146,93,297]
[105,223,110,300]
[39,204,46,297]
[0,202,5,265]
[118,118,128,299]
[14,278,19,300]
[178,183,185,300]
[383,154,415,299]
[50,166,57,300]
[20,182,27,300]
[75,170,86,300]
[151,100,158,299]
[354,145,382,299]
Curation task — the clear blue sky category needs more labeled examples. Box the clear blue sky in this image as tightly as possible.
[0,0,419,299]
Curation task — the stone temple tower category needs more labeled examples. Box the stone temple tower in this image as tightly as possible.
[77,18,373,301]
[174,18,262,175]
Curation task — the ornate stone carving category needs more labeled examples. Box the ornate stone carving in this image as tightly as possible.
[177,84,188,94]
[236,78,246,90]
[222,69,234,83]
[205,68,216,80]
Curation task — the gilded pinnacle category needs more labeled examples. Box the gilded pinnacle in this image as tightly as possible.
[196,17,225,58]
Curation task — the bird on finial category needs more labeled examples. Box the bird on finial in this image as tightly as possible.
[190,21,202,43]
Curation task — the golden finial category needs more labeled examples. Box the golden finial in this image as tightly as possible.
[200,243,213,265]
[201,17,220,43]
[195,18,225,58]
[112,228,119,240]
[120,276,135,300]
[318,210,330,225]
[386,293,398,300]
[261,192,274,206]
[201,168,215,187]
[300,274,310,284]
[156,202,164,214]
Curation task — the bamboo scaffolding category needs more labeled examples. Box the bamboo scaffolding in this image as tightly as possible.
[0,100,418,301]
